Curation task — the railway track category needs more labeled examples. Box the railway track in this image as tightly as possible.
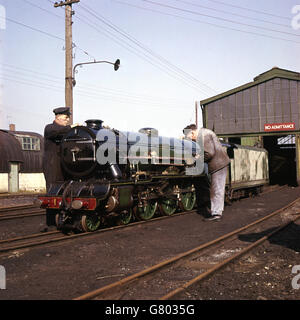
[0,185,292,256]
[74,196,300,300]
[0,204,45,221]
[0,230,63,253]
[0,210,194,255]
[0,184,285,223]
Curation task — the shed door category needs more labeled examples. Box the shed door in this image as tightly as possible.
[8,162,19,193]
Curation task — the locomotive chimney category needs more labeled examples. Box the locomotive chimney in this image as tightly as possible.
[85,119,103,130]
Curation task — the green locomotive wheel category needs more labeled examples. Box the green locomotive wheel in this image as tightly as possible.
[135,200,157,221]
[159,198,177,216]
[118,209,133,225]
[179,191,196,211]
[81,214,101,232]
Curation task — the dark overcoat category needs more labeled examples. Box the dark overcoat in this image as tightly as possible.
[43,121,71,190]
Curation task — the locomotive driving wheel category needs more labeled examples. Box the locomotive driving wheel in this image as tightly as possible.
[179,191,196,211]
[159,198,178,216]
[117,209,133,225]
[134,200,158,221]
[80,214,101,232]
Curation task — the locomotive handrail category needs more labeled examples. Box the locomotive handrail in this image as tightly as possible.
[63,137,92,141]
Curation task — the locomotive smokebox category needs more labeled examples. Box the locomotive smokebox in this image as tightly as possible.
[85,119,103,130]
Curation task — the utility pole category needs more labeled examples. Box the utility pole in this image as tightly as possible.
[54,0,80,124]
[195,101,198,129]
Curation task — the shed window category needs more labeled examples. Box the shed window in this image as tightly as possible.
[277,135,295,149]
[16,136,40,151]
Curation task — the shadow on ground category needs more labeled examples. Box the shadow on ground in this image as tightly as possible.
[238,222,300,252]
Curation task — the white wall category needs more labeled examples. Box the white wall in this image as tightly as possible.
[0,174,8,193]
[19,173,46,192]
[0,173,46,193]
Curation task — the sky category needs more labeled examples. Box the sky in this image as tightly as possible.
[0,0,300,138]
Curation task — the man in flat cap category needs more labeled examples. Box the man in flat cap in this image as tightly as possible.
[42,107,74,230]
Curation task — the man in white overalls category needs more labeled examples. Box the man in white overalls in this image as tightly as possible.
[184,124,230,221]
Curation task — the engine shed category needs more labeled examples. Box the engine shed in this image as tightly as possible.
[0,128,46,193]
[200,67,300,186]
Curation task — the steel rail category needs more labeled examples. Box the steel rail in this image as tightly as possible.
[161,215,300,300]
[0,203,45,221]
[0,185,283,221]
[73,195,300,300]
[0,209,45,221]
[0,204,37,213]
[0,209,194,254]
[0,230,60,245]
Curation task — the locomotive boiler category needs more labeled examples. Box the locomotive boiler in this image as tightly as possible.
[39,119,204,232]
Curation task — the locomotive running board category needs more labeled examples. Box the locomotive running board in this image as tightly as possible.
[47,181,110,200]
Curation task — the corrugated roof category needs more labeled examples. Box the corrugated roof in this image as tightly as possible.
[0,130,44,173]
[0,130,24,173]
[200,67,300,106]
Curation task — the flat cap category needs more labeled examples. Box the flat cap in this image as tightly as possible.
[53,107,71,116]
[183,124,197,133]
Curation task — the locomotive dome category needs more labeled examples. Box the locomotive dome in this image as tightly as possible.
[138,127,159,136]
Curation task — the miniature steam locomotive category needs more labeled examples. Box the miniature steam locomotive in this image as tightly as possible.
[39,119,204,232]
[39,119,269,233]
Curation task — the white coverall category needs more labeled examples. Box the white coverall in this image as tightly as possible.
[210,166,228,216]
[197,128,230,217]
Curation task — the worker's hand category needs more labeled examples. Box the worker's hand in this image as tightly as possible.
[71,123,80,128]
[204,151,212,162]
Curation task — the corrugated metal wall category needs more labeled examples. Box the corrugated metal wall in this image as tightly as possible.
[0,130,24,173]
[13,132,44,173]
[0,130,44,173]
[205,78,300,135]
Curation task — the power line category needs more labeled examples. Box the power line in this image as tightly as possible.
[1,16,64,41]
[0,70,191,109]
[42,0,96,61]
[0,62,188,104]
[1,63,62,80]
[205,0,290,21]
[0,12,96,61]
[1,74,190,110]
[112,0,300,45]
[0,74,64,92]
[76,10,214,96]
[82,3,217,94]
[77,4,217,96]
[172,0,291,29]
[1,104,50,119]
[21,0,64,20]
[74,12,213,96]
[74,12,171,69]
[2,2,216,96]
[139,0,300,38]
